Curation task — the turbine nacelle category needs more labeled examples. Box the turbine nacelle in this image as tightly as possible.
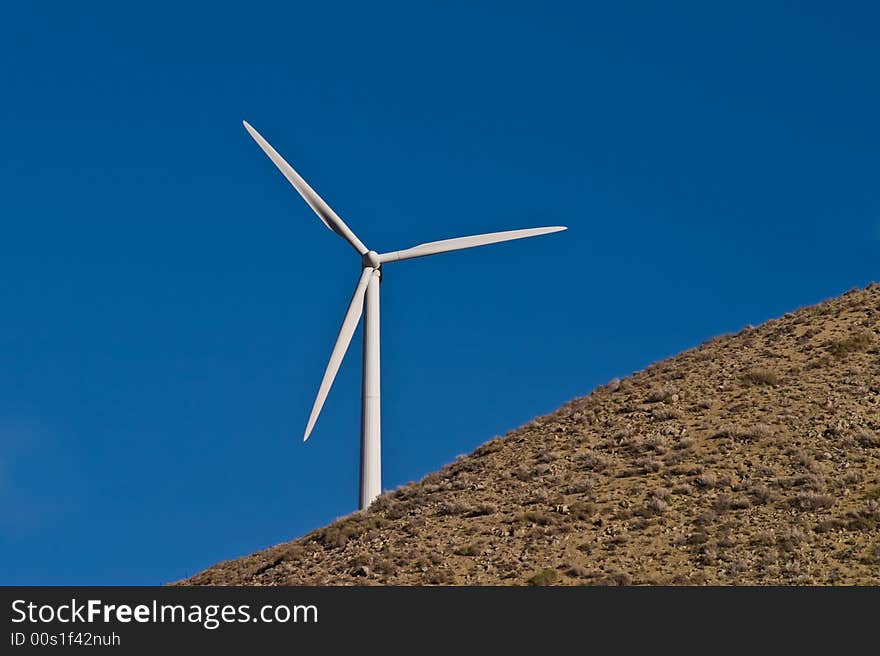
[362,250,382,269]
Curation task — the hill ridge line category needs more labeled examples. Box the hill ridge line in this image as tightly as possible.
[178,282,880,585]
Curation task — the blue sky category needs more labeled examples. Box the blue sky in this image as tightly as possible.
[1,2,877,584]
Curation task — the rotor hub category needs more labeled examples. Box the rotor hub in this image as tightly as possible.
[362,250,381,269]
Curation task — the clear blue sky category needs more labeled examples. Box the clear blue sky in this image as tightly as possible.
[1,2,877,584]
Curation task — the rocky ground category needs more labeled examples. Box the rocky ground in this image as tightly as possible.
[178,283,880,585]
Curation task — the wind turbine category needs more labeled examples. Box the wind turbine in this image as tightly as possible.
[243,120,567,510]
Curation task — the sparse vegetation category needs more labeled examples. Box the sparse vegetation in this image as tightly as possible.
[578,451,609,472]
[652,407,682,421]
[527,569,559,586]
[693,472,717,488]
[712,423,772,442]
[791,492,835,512]
[644,384,677,403]
[453,542,483,557]
[643,494,669,515]
[313,515,386,549]
[179,283,880,587]
[426,569,455,584]
[568,500,597,520]
[518,510,555,526]
[436,501,472,517]
[473,438,504,457]
[741,367,780,387]
[827,332,873,357]
[854,430,880,448]
[745,482,775,505]
[565,565,590,579]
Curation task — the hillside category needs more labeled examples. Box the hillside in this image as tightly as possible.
[179,284,880,585]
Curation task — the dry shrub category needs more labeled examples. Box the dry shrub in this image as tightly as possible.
[473,438,504,457]
[644,433,668,452]
[776,528,808,553]
[792,473,825,491]
[713,423,772,442]
[578,451,609,472]
[644,385,677,403]
[745,481,775,505]
[564,477,595,495]
[518,510,556,526]
[596,571,632,586]
[652,407,682,421]
[436,501,470,517]
[846,500,880,531]
[693,472,717,488]
[854,430,880,448]
[313,516,386,549]
[464,502,498,517]
[675,436,695,450]
[827,332,873,357]
[565,565,591,579]
[741,367,780,387]
[643,495,669,515]
[861,544,880,565]
[527,569,559,586]
[426,569,454,584]
[569,500,597,520]
[372,558,396,575]
[453,542,483,557]
[791,492,835,512]
[636,458,663,473]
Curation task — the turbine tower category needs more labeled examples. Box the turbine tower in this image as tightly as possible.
[243,121,567,510]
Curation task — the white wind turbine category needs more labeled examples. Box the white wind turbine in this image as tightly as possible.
[243,120,567,510]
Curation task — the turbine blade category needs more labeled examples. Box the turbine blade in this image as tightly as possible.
[378,226,566,264]
[242,121,368,255]
[303,268,374,441]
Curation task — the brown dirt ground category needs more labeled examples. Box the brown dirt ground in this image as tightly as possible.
[177,283,880,585]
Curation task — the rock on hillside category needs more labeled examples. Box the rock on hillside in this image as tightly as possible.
[178,284,880,585]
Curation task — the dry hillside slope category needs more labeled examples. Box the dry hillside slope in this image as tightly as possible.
[180,284,880,585]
